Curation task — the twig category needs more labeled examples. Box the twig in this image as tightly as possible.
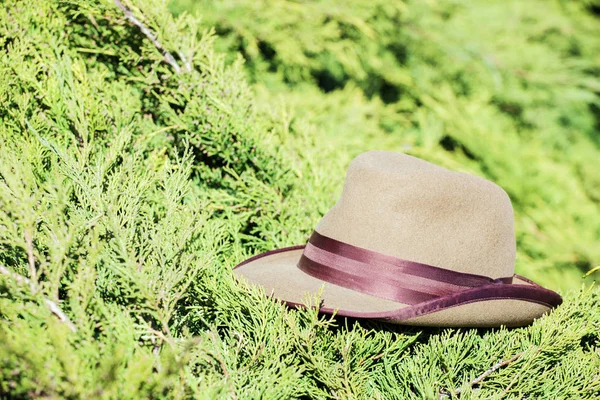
[113,0,182,74]
[208,331,230,378]
[500,347,540,398]
[455,352,523,395]
[0,265,77,333]
[24,231,37,292]
[240,343,265,373]
[177,51,192,73]
[439,352,523,398]
[44,299,77,333]
[147,326,176,350]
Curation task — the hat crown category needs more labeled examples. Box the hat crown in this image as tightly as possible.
[314,151,516,278]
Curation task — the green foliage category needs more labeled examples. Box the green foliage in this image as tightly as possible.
[0,0,598,398]
[173,0,600,289]
[170,0,410,99]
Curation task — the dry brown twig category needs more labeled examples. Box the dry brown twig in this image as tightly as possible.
[113,0,182,74]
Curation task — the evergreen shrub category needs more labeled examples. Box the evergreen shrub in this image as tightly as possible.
[0,0,598,398]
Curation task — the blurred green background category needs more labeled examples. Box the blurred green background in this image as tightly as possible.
[168,0,600,291]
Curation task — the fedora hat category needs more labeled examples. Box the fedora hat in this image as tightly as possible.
[233,151,562,327]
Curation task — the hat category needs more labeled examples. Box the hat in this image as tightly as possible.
[233,151,562,327]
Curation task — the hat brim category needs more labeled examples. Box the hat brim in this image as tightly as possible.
[233,245,563,327]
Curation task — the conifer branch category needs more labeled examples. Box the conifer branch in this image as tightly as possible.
[113,0,182,74]
[450,352,523,396]
[0,265,77,333]
[500,348,540,397]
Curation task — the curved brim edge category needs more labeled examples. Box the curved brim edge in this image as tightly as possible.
[233,245,563,325]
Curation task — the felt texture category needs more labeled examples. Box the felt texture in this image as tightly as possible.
[234,151,560,326]
[315,151,515,279]
[236,248,406,312]
[398,299,550,328]
[234,248,554,326]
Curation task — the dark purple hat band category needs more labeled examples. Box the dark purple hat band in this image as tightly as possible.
[234,232,562,320]
[298,231,514,305]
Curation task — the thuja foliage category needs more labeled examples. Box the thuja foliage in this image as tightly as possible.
[0,0,598,399]
[172,0,600,289]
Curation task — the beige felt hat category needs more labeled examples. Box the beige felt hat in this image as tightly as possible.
[234,151,562,327]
